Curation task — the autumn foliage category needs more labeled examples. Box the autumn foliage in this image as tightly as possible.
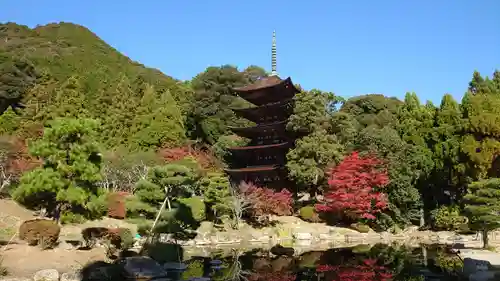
[316,152,389,220]
[107,192,129,219]
[157,144,217,169]
[239,181,293,220]
[317,259,393,281]
[0,136,41,178]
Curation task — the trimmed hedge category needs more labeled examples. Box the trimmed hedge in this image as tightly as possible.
[298,206,321,222]
[19,219,60,249]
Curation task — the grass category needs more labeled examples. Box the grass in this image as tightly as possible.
[0,226,16,241]
[0,258,8,276]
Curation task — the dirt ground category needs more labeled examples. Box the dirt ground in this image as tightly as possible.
[0,198,137,278]
[1,243,107,277]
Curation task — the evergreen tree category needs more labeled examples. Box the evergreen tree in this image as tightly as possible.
[12,117,105,221]
[129,85,186,150]
[464,178,500,248]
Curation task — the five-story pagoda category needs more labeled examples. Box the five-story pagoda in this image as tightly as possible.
[225,31,300,188]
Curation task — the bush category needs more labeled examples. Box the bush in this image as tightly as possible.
[299,206,321,222]
[125,218,153,236]
[431,205,468,231]
[81,227,110,248]
[60,212,86,224]
[456,223,475,235]
[19,219,60,249]
[178,196,206,222]
[108,192,127,219]
[350,223,371,233]
[116,228,134,250]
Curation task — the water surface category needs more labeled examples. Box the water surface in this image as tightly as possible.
[147,243,464,281]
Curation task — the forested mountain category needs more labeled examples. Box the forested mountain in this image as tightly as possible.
[1,22,500,246]
[0,22,193,149]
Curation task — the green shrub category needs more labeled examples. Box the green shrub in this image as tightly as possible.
[182,260,204,280]
[350,223,371,233]
[117,228,134,250]
[352,244,372,253]
[178,196,206,222]
[125,196,157,218]
[298,206,321,222]
[456,223,475,235]
[126,218,153,236]
[60,212,86,224]
[431,205,468,231]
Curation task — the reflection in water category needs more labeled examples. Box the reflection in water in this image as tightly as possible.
[175,244,463,281]
[83,244,465,281]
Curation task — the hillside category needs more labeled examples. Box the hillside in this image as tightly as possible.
[0,22,192,149]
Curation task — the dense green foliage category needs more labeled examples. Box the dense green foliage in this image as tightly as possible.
[12,118,106,222]
[1,22,500,239]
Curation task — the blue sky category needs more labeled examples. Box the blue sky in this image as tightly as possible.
[1,0,499,104]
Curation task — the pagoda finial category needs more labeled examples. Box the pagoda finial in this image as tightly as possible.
[271,30,277,76]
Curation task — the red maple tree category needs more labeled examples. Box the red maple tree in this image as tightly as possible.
[316,152,389,220]
[239,181,293,221]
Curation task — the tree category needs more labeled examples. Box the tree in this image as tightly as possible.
[188,65,256,143]
[316,152,389,220]
[199,172,232,220]
[286,130,344,193]
[129,161,201,237]
[354,126,430,226]
[99,148,161,192]
[129,85,186,150]
[239,182,293,224]
[134,162,200,214]
[0,56,37,116]
[340,94,402,128]
[12,117,104,221]
[286,89,340,134]
[45,76,90,120]
[464,178,500,248]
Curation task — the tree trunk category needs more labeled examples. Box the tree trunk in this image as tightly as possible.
[482,229,489,248]
[419,208,425,227]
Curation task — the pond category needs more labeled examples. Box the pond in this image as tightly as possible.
[82,243,466,281]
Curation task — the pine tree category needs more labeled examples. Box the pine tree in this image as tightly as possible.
[12,117,104,220]
[464,178,500,248]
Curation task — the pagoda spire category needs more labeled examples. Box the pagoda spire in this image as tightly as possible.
[271,30,277,76]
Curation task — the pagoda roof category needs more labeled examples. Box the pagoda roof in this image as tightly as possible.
[228,141,290,152]
[228,121,287,138]
[232,98,293,123]
[233,76,283,92]
[224,165,284,174]
[232,77,300,106]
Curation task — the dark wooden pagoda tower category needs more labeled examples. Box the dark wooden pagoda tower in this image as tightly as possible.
[225,31,300,189]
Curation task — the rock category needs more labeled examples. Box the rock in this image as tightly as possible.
[318,233,334,240]
[33,269,59,281]
[118,256,167,279]
[0,278,32,281]
[463,258,491,275]
[469,271,496,281]
[163,262,187,271]
[60,271,82,281]
[270,245,294,256]
[294,233,312,240]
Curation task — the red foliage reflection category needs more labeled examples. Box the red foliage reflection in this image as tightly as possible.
[317,259,393,281]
